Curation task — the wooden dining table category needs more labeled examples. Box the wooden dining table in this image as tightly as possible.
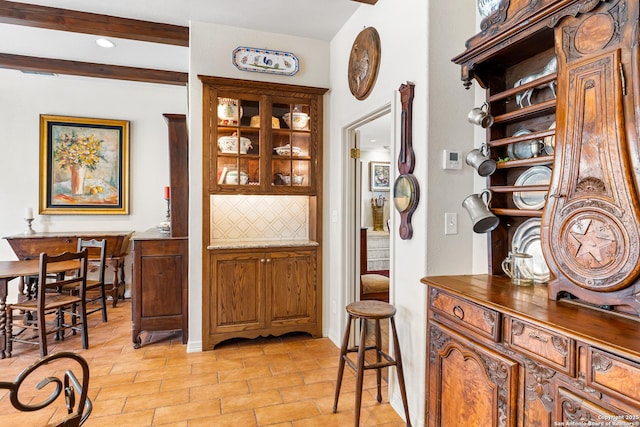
[4,231,133,308]
[0,258,79,359]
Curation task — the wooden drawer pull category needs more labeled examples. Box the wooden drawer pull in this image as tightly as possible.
[452,305,465,320]
[528,331,548,343]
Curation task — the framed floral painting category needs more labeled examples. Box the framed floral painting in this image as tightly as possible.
[369,161,390,192]
[39,115,130,214]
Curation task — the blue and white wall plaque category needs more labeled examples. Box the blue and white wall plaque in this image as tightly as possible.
[232,46,299,76]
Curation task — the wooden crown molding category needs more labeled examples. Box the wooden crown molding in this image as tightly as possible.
[0,53,188,86]
[0,0,189,46]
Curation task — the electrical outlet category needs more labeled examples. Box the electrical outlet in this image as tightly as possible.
[445,212,458,235]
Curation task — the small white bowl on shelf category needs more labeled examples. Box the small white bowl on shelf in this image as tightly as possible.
[283,112,309,130]
[225,170,249,185]
[218,135,252,154]
[274,144,302,156]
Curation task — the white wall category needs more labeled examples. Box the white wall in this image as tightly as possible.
[426,2,477,274]
[187,22,331,352]
[328,0,476,425]
[0,3,483,423]
[0,70,187,292]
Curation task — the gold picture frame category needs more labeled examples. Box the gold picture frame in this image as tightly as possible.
[39,115,130,215]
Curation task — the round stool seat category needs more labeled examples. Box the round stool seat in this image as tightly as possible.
[346,300,396,319]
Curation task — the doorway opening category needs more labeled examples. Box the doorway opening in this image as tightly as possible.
[344,105,393,378]
[356,114,392,304]
[344,104,393,307]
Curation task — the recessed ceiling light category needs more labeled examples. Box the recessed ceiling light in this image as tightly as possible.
[21,70,57,76]
[96,38,116,48]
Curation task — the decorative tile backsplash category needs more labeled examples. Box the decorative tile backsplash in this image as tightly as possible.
[211,195,309,241]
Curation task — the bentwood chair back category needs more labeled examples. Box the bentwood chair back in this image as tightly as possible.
[0,351,93,426]
[6,250,89,357]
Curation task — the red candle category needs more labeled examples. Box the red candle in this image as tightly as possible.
[164,186,170,200]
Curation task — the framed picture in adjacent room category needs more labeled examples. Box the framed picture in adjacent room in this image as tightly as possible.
[370,161,390,192]
[39,115,130,214]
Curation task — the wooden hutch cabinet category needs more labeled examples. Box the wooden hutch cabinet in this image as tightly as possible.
[200,75,325,194]
[425,1,640,426]
[199,76,327,350]
[131,114,189,347]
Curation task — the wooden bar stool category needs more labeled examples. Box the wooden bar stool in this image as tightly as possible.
[333,300,411,426]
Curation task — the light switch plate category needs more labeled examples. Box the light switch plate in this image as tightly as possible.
[445,212,458,235]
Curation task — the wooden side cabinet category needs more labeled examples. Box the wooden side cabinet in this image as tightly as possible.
[206,246,319,349]
[131,231,188,348]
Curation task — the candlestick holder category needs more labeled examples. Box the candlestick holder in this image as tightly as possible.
[158,198,171,235]
[24,217,36,235]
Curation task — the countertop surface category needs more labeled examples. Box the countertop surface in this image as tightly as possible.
[422,274,640,359]
[208,239,319,250]
[132,228,187,240]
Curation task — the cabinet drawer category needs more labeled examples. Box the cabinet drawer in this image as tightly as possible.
[556,387,636,424]
[586,347,640,409]
[505,317,574,375]
[429,288,500,341]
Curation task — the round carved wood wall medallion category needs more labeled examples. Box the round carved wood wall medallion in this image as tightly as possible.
[348,27,381,100]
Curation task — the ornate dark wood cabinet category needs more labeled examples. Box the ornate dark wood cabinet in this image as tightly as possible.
[425,1,640,425]
[454,0,640,313]
[423,276,640,426]
[542,0,640,312]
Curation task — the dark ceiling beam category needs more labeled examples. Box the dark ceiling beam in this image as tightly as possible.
[0,53,188,86]
[351,0,378,4]
[0,0,189,46]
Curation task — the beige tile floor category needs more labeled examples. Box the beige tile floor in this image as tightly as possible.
[0,298,406,426]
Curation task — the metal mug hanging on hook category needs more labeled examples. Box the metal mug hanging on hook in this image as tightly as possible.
[465,143,496,177]
[462,189,499,233]
[467,102,494,128]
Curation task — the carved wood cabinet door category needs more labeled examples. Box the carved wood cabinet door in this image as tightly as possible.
[427,323,518,427]
[542,0,640,310]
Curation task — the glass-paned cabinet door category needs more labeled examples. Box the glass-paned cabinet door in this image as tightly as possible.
[215,96,260,187]
[270,102,311,189]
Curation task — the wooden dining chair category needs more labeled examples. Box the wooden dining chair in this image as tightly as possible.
[60,239,108,323]
[6,250,89,357]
